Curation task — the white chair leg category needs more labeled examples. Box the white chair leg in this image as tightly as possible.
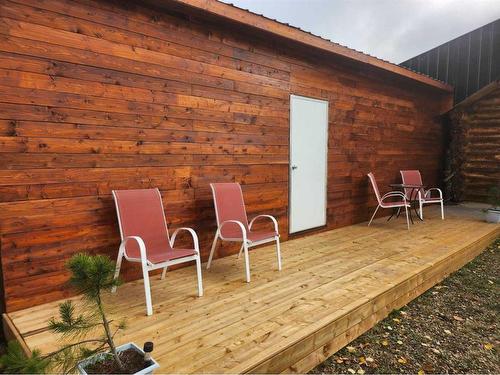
[275,237,282,271]
[419,200,424,220]
[237,243,244,259]
[440,201,444,220]
[161,266,168,280]
[404,205,410,230]
[368,205,380,226]
[142,264,153,316]
[243,242,251,283]
[195,255,203,297]
[207,232,218,269]
[111,247,124,293]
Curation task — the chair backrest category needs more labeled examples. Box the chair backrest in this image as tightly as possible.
[400,170,423,200]
[367,172,382,205]
[210,183,249,238]
[113,188,171,259]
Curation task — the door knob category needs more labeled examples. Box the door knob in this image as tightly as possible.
[291,164,298,170]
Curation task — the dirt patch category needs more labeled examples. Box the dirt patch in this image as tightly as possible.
[311,238,499,374]
[84,348,150,374]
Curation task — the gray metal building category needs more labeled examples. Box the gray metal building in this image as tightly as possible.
[400,19,500,103]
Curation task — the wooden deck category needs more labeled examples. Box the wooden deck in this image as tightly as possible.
[5,205,499,373]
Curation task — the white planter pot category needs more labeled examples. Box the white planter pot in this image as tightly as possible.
[77,342,159,375]
[485,208,500,223]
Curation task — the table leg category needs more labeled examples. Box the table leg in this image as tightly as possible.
[387,207,398,221]
[414,202,423,221]
[407,188,416,225]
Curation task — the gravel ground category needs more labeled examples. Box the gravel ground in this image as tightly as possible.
[311,238,499,374]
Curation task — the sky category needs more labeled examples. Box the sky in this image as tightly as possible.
[220,0,500,64]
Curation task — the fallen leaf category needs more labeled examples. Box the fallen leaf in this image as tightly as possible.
[484,343,494,350]
[359,356,366,365]
[397,340,403,345]
[488,280,493,284]
[400,311,407,316]
[381,340,389,346]
[336,358,344,364]
[453,315,464,321]
[418,370,425,375]
[365,357,374,363]
[421,343,429,347]
[424,335,432,340]
[348,368,356,374]
[357,369,365,375]
[392,318,401,323]
[347,346,356,353]
[431,348,440,354]
[422,363,434,372]
[444,329,451,335]
[386,325,393,331]
[397,357,407,364]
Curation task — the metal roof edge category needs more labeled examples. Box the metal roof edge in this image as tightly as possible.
[173,0,454,92]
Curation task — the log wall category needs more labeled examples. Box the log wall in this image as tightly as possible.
[446,83,500,202]
[0,0,453,312]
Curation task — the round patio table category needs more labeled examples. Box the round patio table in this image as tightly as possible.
[389,183,426,224]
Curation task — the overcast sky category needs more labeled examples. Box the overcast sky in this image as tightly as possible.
[221,0,500,63]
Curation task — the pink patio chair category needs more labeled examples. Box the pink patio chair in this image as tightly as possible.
[112,188,203,316]
[400,170,444,220]
[367,172,410,230]
[206,183,282,282]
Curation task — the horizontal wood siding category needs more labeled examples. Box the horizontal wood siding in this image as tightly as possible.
[447,86,500,202]
[0,0,452,312]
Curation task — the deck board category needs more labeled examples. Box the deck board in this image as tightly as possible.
[7,205,499,373]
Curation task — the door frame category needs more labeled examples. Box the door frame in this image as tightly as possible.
[288,94,329,235]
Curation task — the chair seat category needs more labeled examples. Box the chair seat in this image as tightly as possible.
[247,230,278,243]
[147,248,197,264]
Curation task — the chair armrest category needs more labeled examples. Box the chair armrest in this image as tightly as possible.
[219,220,247,241]
[170,227,200,253]
[120,236,147,263]
[381,191,408,202]
[249,214,279,234]
[424,188,443,199]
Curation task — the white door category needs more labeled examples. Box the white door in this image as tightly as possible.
[289,95,328,234]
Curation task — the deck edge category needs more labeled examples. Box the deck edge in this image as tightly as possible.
[2,313,32,357]
[248,226,500,373]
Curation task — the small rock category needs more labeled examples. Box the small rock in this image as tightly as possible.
[397,357,407,364]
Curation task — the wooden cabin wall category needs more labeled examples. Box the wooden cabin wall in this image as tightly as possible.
[0,0,452,312]
[447,86,500,202]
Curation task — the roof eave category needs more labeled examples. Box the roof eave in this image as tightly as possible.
[174,0,454,92]
[451,79,500,111]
